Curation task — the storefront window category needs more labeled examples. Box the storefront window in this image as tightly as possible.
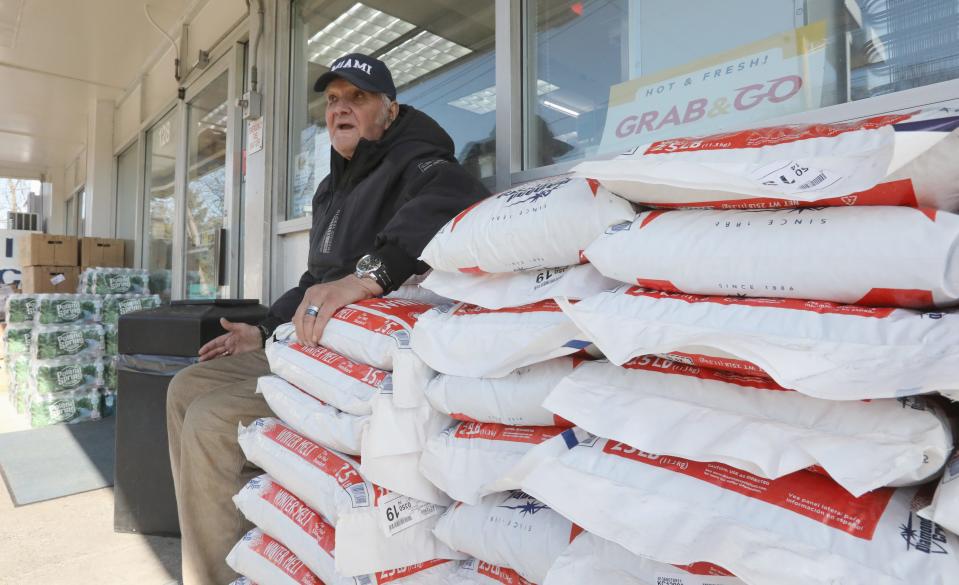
[144,109,178,299]
[288,0,495,220]
[527,0,959,168]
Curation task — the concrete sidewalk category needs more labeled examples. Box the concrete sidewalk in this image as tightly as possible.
[0,381,182,585]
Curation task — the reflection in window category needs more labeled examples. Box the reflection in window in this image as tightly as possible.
[144,109,178,300]
[527,0,959,169]
[288,0,495,219]
[186,71,230,300]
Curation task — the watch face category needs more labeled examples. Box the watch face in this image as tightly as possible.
[357,254,382,275]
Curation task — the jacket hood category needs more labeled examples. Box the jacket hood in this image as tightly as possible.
[329,105,455,190]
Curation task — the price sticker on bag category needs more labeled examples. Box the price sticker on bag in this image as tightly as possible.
[655,573,743,585]
[377,492,443,537]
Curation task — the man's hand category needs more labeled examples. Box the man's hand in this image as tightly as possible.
[198,318,263,362]
[293,275,383,347]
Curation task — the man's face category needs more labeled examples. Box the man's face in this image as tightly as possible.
[324,78,392,159]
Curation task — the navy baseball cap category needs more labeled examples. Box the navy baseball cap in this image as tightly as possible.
[313,53,397,101]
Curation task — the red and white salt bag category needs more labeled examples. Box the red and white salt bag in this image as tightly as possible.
[433,490,582,584]
[420,176,634,274]
[419,422,569,505]
[238,418,462,576]
[320,298,434,371]
[266,326,387,415]
[233,474,342,582]
[523,436,959,585]
[420,264,617,310]
[451,559,536,585]
[226,528,322,585]
[574,114,899,206]
[575,111,959,211]
[360,383,453,505]
[586,205,959,308]
[411,301,590,378]
[558,285,959,400]
[545,531,744,585]
[546,358,951,496]
[920,450,959,537]
[234,475,458,585]
[257,376,367,455]
[425,357,578,427]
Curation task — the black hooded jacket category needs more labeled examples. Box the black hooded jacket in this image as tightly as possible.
[259,105,491,334]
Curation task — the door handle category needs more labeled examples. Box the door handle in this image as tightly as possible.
[217,228,227,288]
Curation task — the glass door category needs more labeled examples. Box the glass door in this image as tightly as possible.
[144,109,178,300]
[185,71,230,299]
[182,47,243,300]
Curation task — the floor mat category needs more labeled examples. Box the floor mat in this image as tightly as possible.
[0,417,115,506]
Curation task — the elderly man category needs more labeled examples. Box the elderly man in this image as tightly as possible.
[166,52,489,584]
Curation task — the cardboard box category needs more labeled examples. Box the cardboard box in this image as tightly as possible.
[79,237,126,267]
[19,234,78,267]
[20,266,79,294]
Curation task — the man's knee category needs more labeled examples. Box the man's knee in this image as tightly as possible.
[181,389,244,441]
[167,362,214,422]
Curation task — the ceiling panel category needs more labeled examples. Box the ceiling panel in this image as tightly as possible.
[0,0,190,171]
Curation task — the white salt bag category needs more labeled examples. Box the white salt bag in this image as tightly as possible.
[321,298,434,370]
[523,437,959,585]
[920,450,959,536]
[451,559,536,585]
[559,285,959,400]
[360,383,453,505]
[257,376,367,455]
[882,109,959,210]
[574,114,900,206]
[425,357,578,427]
[238,418,461,576]
[412,301,590,378]
[433,491,582,584]
[266,326,387,415]
[420,264,617,310]
[546,358,951,496]
[235,476,460,585]
[238,418,373,524]
[233,474,343,583]
[226,528,322,585]
[586,206,959,308]
[582,110,959,211]
[420,176,634,274]
[545,531,744,585]
[420,422,569,504]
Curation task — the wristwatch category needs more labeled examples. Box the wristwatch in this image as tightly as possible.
[257,323,272,346]
[355,254,393,293]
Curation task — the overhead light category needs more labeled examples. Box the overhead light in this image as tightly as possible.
[308,3,415,66]
[380,30,472,88]
[543,99,580,118]
[449,80,560,114]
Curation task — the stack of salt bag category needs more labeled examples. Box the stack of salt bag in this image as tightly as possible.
[515,113,959,584]
[229,297,463,585]
[410,177,635,583]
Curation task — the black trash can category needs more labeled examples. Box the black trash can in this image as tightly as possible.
[113,299,268,536]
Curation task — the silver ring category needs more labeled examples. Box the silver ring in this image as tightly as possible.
[305,305,321,317]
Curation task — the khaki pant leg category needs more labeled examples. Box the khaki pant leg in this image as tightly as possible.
[166,350,273,585]
[167,350,271,496]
